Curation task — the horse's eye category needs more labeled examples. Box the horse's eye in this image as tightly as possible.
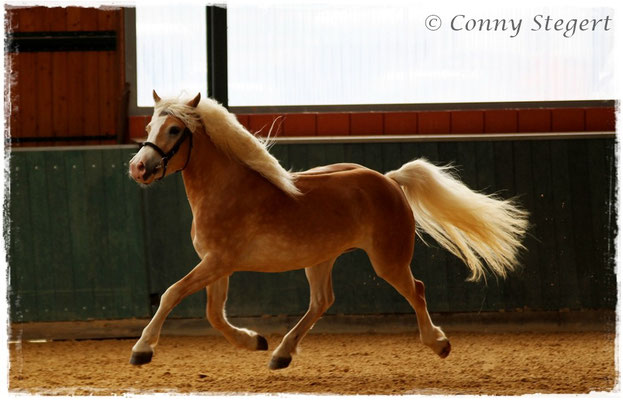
[169,126,181,135]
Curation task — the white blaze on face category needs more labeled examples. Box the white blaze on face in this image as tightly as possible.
[128,111,169,182]
[145,112,167,143]
[136,113,167,162]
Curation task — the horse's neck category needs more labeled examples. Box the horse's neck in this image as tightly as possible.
[181,130,265,210]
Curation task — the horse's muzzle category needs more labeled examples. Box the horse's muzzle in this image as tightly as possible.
[129,158,160,185]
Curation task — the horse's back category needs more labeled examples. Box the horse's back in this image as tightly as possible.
[295,163,363,176]
[295,163,405,207]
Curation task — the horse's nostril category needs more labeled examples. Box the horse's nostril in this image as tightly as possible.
[137,161,146,172]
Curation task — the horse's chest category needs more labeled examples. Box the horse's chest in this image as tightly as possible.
[190,216,255,257]
[190,218,228,258]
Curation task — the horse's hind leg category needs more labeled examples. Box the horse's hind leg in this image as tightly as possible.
[269,257,336,370]
[205,276,268,351]
[368,252,451,358]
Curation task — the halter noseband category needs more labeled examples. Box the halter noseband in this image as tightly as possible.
[139,127,193,181]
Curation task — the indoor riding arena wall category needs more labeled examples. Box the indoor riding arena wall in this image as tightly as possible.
[7,134,618,395]
[7,136,616,323]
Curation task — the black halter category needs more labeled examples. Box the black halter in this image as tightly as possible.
[139,127,193,181]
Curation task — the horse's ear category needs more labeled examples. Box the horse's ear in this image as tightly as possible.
[152,90,161,104]
[187,93,201,108]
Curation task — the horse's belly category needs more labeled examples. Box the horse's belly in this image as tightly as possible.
[235,232,356,272]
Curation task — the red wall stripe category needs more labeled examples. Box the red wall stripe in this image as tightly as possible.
[451,111,484,134]
[552,109,585,132]
[586,108,616,131]
[418,111,451,134]
[484,110,518,133]
[317,113,350,135]
[350,113,384,135]
[518,109,552,132]
[283,113,317,136]
[248,114,284,136]
[128,107,615,139]
[384,112,418,135]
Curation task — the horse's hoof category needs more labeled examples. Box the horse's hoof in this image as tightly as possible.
[256,335,269,351]
[437,340,451,359]
[268,356,292,370]
[130,351,153,365]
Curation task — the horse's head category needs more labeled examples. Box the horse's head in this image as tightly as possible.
[128,90,201,185]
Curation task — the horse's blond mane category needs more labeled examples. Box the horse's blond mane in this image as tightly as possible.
[156,96,300,197]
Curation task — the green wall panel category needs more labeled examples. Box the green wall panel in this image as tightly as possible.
[140,174,203,318]
[6,137,617,322]
[8,149,152,322]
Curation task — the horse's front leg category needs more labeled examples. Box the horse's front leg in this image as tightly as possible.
[205,276,268,351]
[130,254,226,365]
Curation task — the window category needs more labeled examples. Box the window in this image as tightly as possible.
[227,3,614,106]
[135,4,207,107]
[133,3,614,108]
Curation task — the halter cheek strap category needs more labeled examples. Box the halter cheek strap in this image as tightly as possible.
[139,127,193,181]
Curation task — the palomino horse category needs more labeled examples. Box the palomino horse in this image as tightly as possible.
[128,91,528,370]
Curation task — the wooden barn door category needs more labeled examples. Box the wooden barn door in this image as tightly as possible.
[5,7,126,146]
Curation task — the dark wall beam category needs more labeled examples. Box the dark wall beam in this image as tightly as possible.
[206,5,228,108]
[6,31,117,53]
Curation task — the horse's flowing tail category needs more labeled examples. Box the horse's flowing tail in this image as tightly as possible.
[386,159,529,281]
